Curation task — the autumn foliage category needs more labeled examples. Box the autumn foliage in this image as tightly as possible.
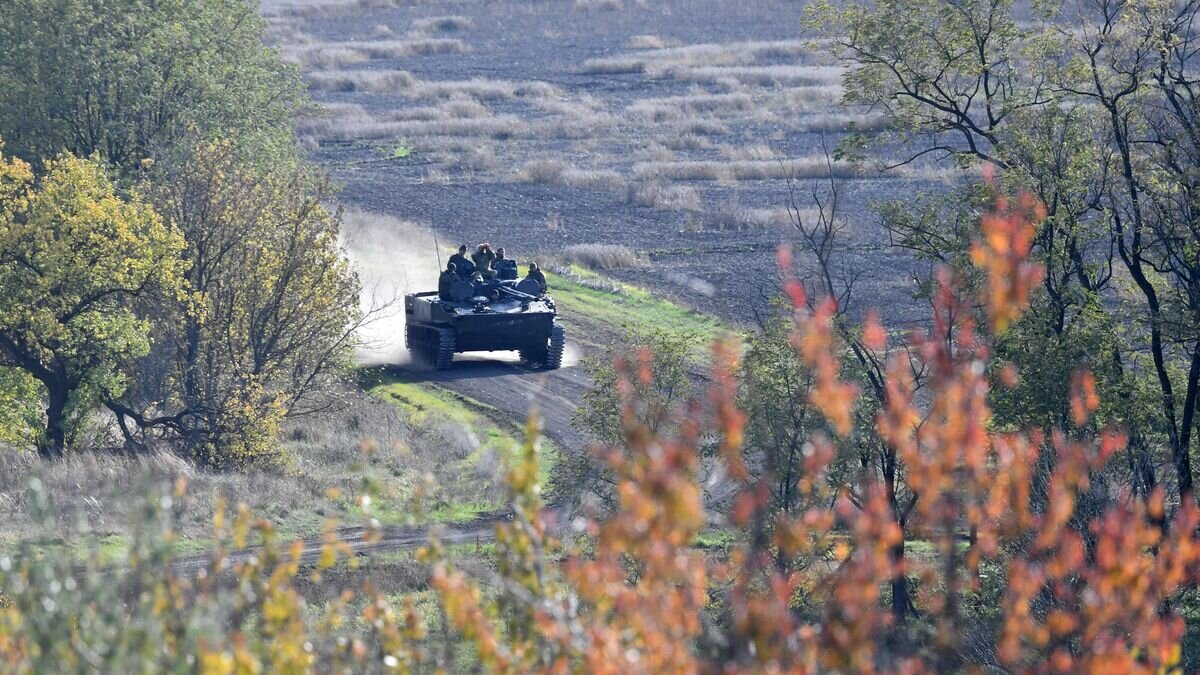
[414,191,1200,671]
[0,193,1197,672]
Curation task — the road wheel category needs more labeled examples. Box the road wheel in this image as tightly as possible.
[544,323,565,370]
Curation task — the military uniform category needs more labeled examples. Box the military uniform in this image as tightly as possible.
[526,267,547,294]
[472,247,497,278]
[448,252,474,278]
[438,269,457,300]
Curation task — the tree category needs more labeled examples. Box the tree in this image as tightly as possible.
[0,0,304,174]
[108,140,361,467]
[739,310,820,518]
[571,327,700,511]
[778,153,928,625]
[809,0,1200,505]
[0,368,46,447]
[0,149,185,455]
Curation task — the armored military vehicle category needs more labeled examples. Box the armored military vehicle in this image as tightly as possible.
[405,275,565,370]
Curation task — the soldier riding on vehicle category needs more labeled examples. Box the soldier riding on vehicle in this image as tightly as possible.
[438,262,457,300]
[449,245,475,278]
[472,243,497,279]
[494,247,518,280]
[524,262,547,294]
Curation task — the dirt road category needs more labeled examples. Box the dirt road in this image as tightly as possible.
[394,352,593,458]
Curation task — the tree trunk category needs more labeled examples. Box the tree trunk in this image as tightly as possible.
[40,381,68,458]
[1175,345,1200,499]
[890,536,910,623]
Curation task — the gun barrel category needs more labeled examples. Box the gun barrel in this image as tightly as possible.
[498,285,539,301]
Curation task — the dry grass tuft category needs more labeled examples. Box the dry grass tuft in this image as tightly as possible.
[670,64,842,87]
[634,157,862,182]
[629,34,677,49]
[287,46,368,68]
[627,92,755,121]
[575,0,623,10]
[581,40,813,75]
[660,119,730,149]
[535,108,618,138]
[796,112,889,133]
[663,131,715,151]
[304,69,416,92]
[299,102,526,142]
[298,84,595,143]
[440,97,491,118]
[355,0,452,10]
[719,143,777,161]
[286,38,467,69]
[263,17,311,45]
[390,98,492,122]
[709,202,792,230]
[408,78,560,101]
[514,159,625,190]
[263,0,455,18]
[423,168,451,184]
[410,15,473,33]
[306,70,559,101]
[533,93,598,111]
[560,244,643,269]
[624,182,703,211]
[445,144,500,171]
[261,0,349,18]
[376,116,529,140]
[296,102,375,139]
[777,85,846,112]
[675,119,731,136]
[636,143,677,162]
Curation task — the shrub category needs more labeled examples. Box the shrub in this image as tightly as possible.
[0,193,1197,672]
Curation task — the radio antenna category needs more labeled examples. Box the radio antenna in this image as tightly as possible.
[433,231,442,269]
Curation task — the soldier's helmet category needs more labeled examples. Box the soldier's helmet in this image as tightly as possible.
[447,262,457,272]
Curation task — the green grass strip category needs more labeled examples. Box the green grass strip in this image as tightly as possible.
[547,265,729,345]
